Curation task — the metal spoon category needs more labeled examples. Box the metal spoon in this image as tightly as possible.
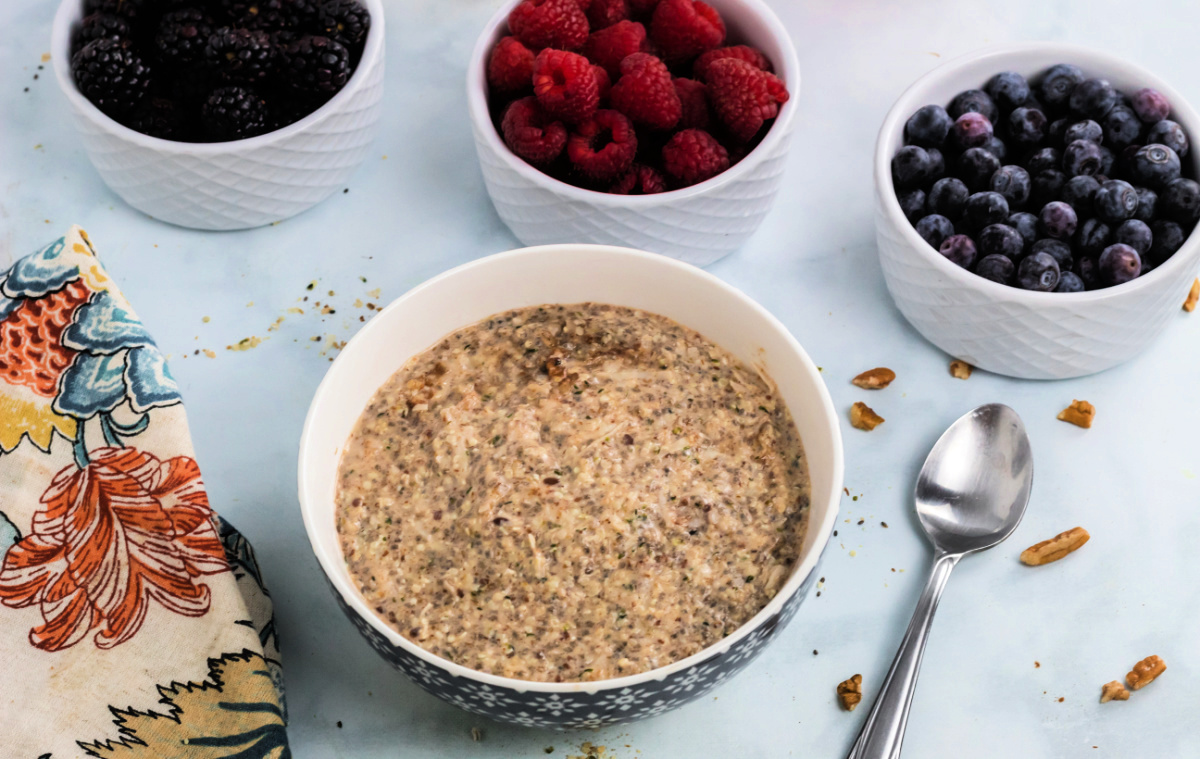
[847,403,1034,759]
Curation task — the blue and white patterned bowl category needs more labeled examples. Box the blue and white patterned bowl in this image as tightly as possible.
[299,245,843,729]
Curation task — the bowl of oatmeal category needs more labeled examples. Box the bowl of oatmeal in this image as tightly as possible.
[298,244,843,729]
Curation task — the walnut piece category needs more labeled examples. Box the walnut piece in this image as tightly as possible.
[1185,278,1199,313]
[1100,680,1130,703]
[1019,526,1090,566]
[850,402,884,431]
[949,360,972,379]
[1126,655,1166,691]
[1057,399,1095,429]
[837,674,863,711]
[852,367,896,389]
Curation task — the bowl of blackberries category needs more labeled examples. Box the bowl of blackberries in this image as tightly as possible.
[875,44,1200,380]
[51,0,385,230]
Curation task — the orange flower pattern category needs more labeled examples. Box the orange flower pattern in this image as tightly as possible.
[0,278,90,397]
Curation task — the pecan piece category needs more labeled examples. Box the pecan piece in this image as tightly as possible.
[1020,526,1090,566]
[850,402,884,431]
[1126,655,1166,690]
[1100,680,1129,703]
[837,674,863,711]
[1185,278,1199,313]
[852,367,896,389]
[949,360,972,379]
[1057,399,1095,429]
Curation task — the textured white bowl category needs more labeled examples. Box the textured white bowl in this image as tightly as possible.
[298,245,843,727]
[50,0,385,231]
[875,43,1200,380]
[467,0,800,268]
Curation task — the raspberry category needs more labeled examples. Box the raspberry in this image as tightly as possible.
[533,49,600,123]
[649,0,724,64]
[487,36,535,95]
[706,57,788,142]
[610,53,680,130]
[611,163,666,194]
[502,96,568,165]
[628,0,661,17]
[673,77,709,130]
[586,0,629,30]
[662,128,729,186]
[582,20,648,78]
[567,109,638,181]
[593,65,611,102]
[693,45,771,82]
[508,0,589,52]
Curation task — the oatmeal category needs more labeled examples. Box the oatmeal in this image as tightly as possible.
[336,304,810,682]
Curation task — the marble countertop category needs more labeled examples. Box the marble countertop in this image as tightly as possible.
[3,0,1199,755]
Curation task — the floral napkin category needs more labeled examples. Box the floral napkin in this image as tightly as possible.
[0,226,289,757]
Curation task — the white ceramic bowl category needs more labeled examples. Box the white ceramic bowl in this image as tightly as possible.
[298,244,843,729]
[875,43,1200,380]
[467,0,800,268]
[50,0,385,231]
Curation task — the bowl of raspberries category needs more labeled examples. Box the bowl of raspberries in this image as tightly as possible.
[875,44,1200,380]
[51,0,385,230]
[468,0,799,267]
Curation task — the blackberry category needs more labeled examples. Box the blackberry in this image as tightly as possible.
[72,38,153,117]
[73,12,132,55]
[123,96,188,140]
[277,34,351,94]
[154,9,214,68]
[231,0,317,32]
[314,0,371,51]
[83,0,147,21]
[205,27,276,84]
[202,85,270,140]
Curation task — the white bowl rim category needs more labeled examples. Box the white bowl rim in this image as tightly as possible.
[298,243,844,695]
[876,41,1200,303]
[50,0,385,153]
[465,0,801,207]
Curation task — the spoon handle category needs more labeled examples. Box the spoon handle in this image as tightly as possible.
[846,552,960,759]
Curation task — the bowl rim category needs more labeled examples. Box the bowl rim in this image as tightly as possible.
[50,0,385,153]
[875,41,1200,303]
[298,243,844,695]
[465,0,801,206]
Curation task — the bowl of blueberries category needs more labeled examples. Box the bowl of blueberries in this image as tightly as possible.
[875,43,1200,380]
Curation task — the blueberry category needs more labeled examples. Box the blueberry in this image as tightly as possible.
[915,213,956,249]
[1047,118,1070,145]
[990,165,1031,208]
[1101,106,1142,150]
[905,104,953,148]
[1094,179,1139,224]
[1069,78,1118,119]
[949,89,999,123]
[899,189,927,222]
[1024,147,1061,175]
[1145,120,1189,157]
[1055,271,1086,292]
[892,145,933,191]
[1134,187,1158,222]
[1129,144,1181,189]
[1033,238,1074,270]
[952,112,995,151]
[1148,219,1186,266]
[1161,178,1200,224]
[1061,175,1100,216]
[1098,146,1116,176]
[963,191,1010,232]
[1031,169,1066,207]
[1064,119,1103,144]
[957,147,1002,192]
[1062,139,1103,177]
[982,136,1008,162]
[1007,107,1048,147]
[926,148,946,182]
[1017,251,1061,291]
[985,71,1030,113]
[1076,218,1112,257]
[1098,243,1142,285]
[974,253,1016,285]
[1008,211,1039,253]
[1038,64,1084,113]
[939,234,978,269]
[1131,88,1171,124]
[1039,201,1078,239]
[978,223,1025,261]
[1115,219,1153,257]
[927,177,970,218]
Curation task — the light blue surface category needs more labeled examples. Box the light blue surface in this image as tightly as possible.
[3,0,1199,755]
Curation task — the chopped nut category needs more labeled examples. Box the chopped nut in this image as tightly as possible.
[837,674,863,711]
[850,402,884,431]
[1126,655,1166,691]
[1057,399,1096,429]
[949,360,972,379]
[852,367,896,389]
[1185,278,1199,312]
[1100,681,1130,703]
[1019,526,1090,566]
